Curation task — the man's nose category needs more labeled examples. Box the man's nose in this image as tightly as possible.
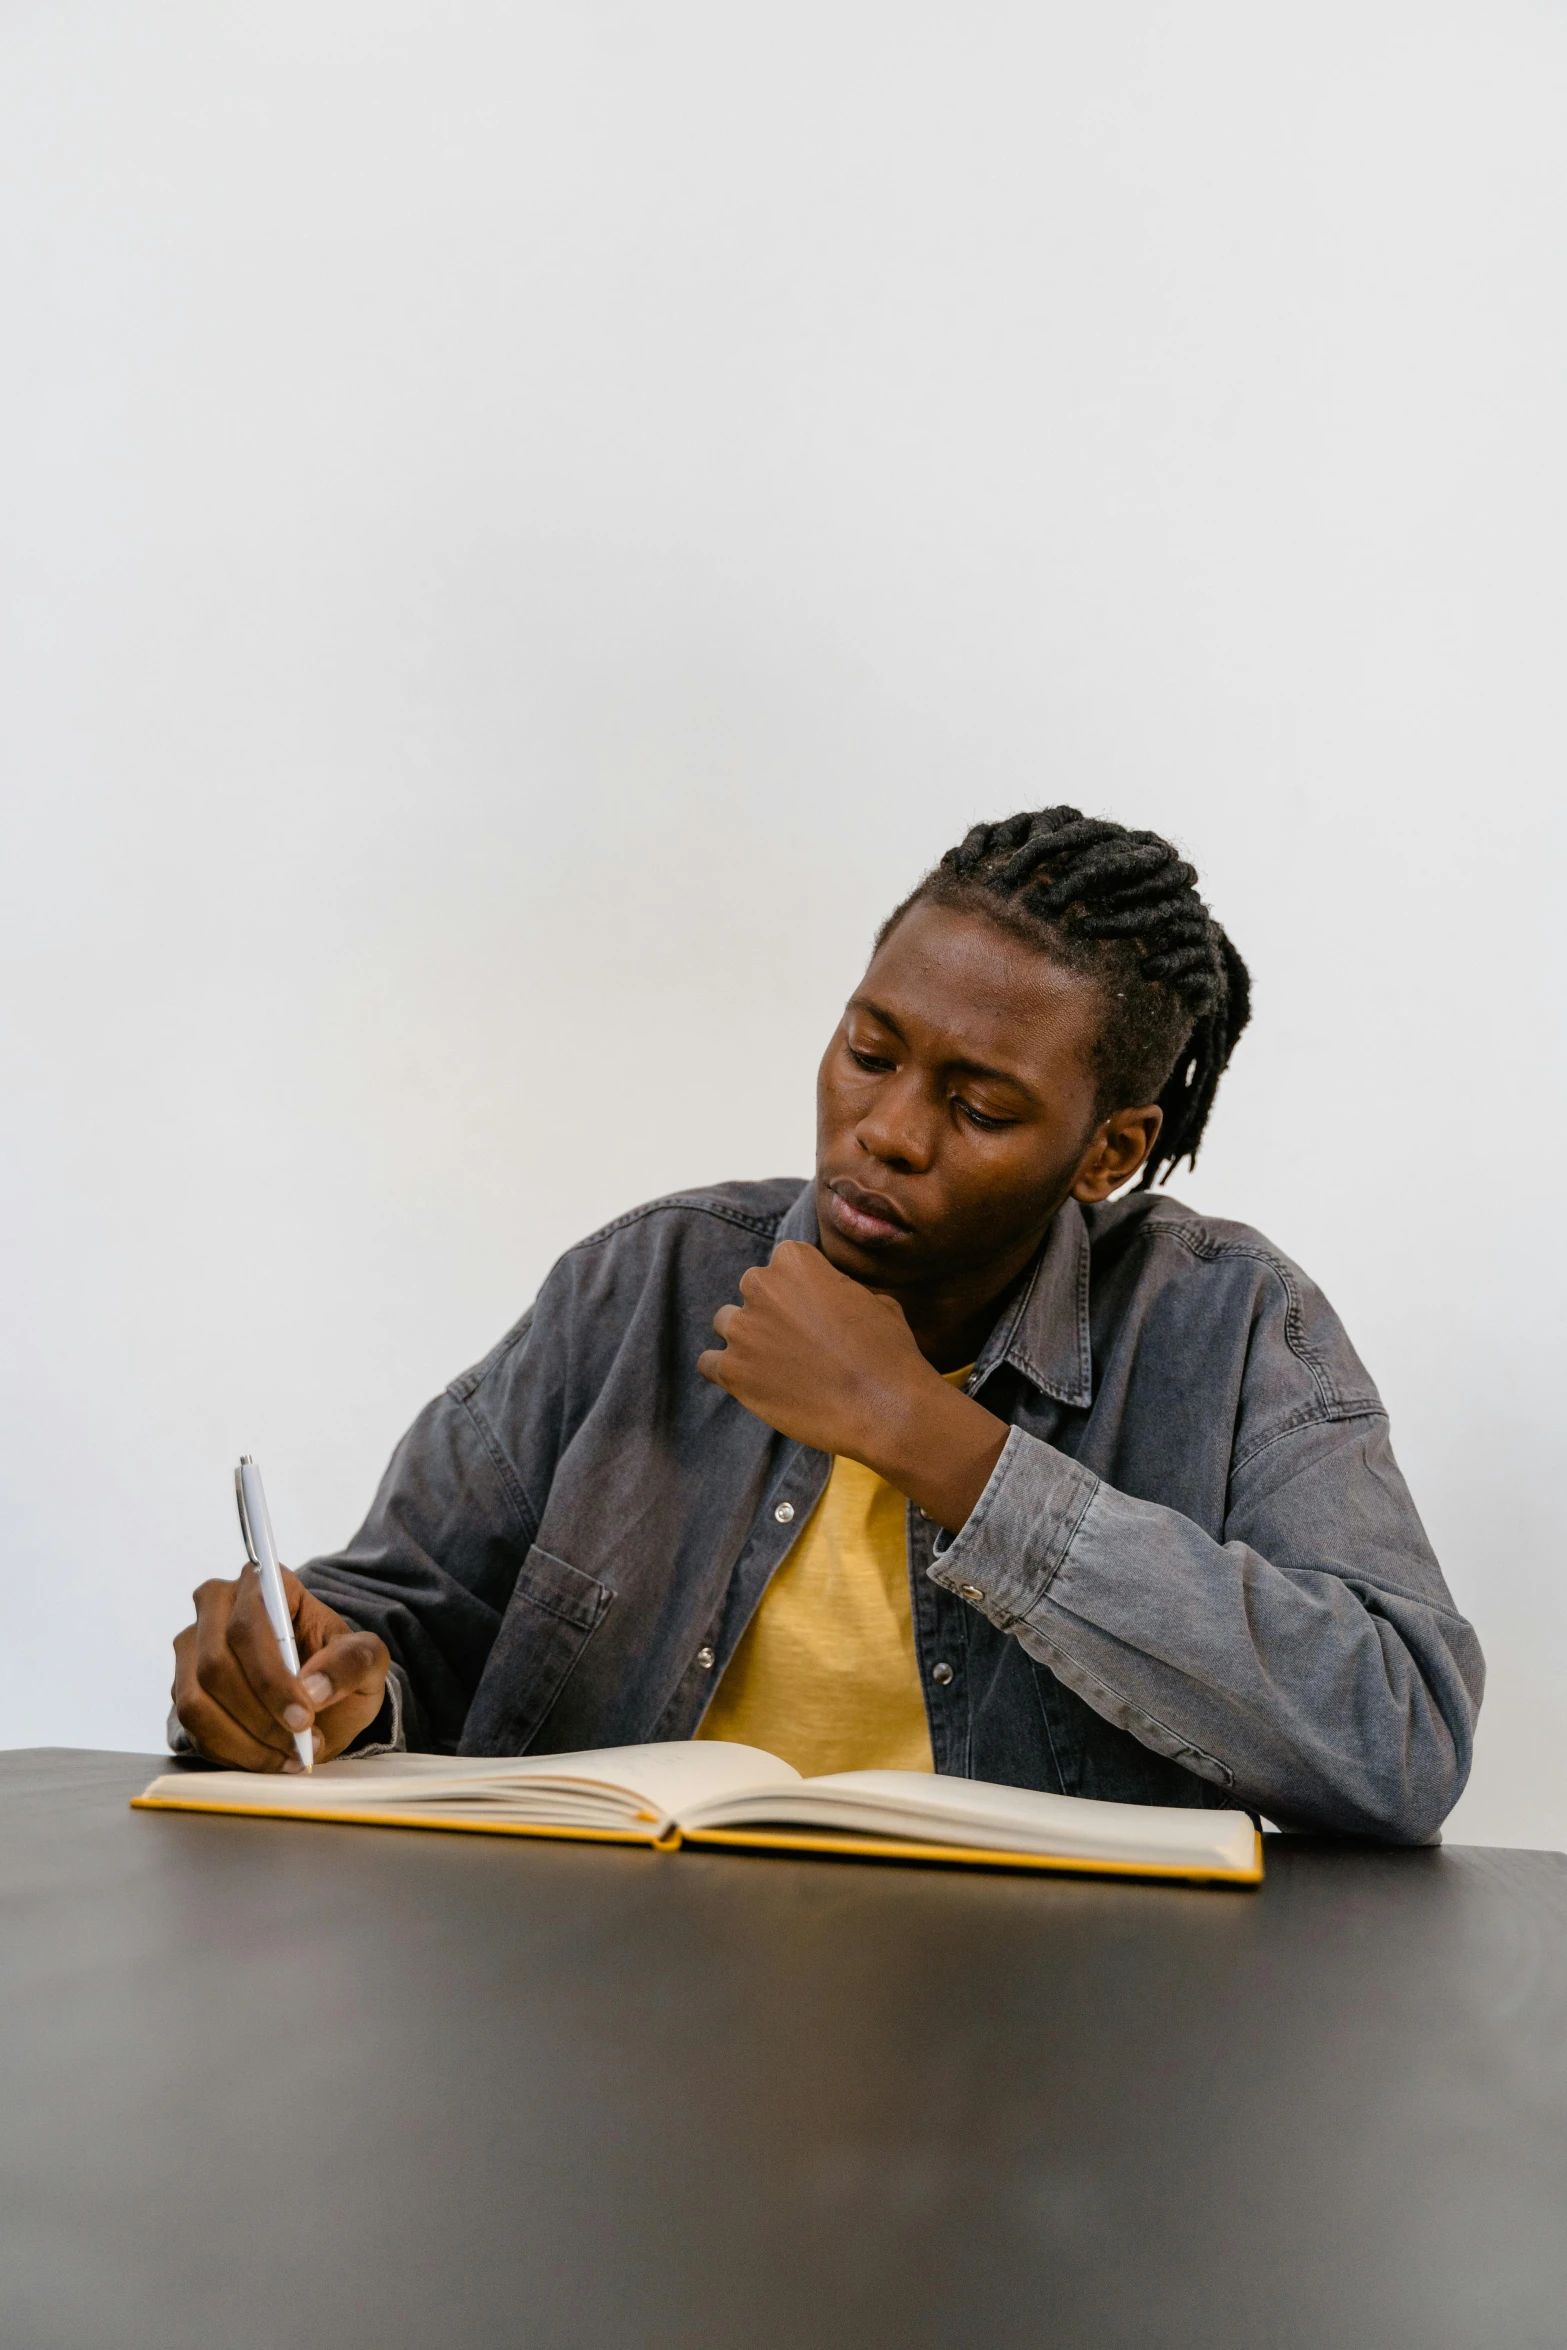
[856,1073,938,1172]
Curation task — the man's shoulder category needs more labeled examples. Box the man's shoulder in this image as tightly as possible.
[1088,1188,1317,1291]
[449,1179,809,1404]
[1085,1191,1383,1413]
[565,1176,809,1258]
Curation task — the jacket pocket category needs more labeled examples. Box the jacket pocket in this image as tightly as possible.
[460,1545,614,1755]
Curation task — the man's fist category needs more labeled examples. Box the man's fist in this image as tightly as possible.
[172,1567,390,1771]
[697,1240,1010,1531]
[697,1239,930,1461]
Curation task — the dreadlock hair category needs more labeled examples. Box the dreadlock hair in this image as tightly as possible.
[878,808,1251,1190]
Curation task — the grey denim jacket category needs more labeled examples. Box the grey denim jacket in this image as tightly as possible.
[295,1178,1483,1842]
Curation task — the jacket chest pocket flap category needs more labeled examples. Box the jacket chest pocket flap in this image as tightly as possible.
[463,1544,614,1754]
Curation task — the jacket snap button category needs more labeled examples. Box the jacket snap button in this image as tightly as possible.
[695,1645,716,1671]
[774,1502,795,1524]
[959,1582,985,1603]
[931,1661,954,1686]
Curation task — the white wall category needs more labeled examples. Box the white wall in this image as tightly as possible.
[2,2,1563,1845]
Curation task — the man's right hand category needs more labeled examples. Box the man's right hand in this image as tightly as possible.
[172,1567,391,1771]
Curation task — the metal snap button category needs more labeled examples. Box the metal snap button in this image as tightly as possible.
[695,1645,716,1671]
[959,1582,985,1603]
[931,1661,954,1686]
[774,1501,795,1524]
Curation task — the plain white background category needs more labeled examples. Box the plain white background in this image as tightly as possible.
[2,2,1563,1845]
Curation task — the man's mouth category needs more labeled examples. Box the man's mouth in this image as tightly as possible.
[823,1178,915,1247]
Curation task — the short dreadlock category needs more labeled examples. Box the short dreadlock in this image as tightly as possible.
[878,808,1251,1189]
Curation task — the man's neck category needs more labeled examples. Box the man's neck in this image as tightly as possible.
[895,1249,1042,1374]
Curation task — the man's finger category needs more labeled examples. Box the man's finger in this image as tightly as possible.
[711,1303,739,1341]
[174,1640,301,1772]
[696,1347,732,1389]
[294,1630,388,1715]
[188,1581,302,1752]
[225,1565,313,1727]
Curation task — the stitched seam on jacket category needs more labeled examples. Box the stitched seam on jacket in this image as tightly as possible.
[1018,1623,1234,1785]
[996,1214,1093,1403]
[1229,1398,1388,1477]
[455,1392,541,1549]
[941,1426,1016,1552]
[1230,1557,1476,1627]
[447,1197,787,1400]
[448,1307,535,1400]
[940,1431,1099,1613]
[951,1426,1095,1560]
[1137,1216,1341,1410]
[565,1194,788,1252]
[514,1551,613,1632]
[1031,1473,1099,1604]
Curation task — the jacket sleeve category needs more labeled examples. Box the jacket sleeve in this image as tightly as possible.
[298,1314,546,1753]
[928,1409,1483,1842]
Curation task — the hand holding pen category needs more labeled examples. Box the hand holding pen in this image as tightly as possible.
[169,1459,392,1773]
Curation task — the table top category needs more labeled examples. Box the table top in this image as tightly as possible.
[2,1748,1564,2350]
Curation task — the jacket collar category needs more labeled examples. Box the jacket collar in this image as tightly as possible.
[973,1195,1094,1406]
[777,1182,1094,1410]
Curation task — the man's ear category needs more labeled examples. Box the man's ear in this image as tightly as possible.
[1070,1106,1162,1204]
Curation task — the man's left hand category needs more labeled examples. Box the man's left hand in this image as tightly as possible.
[696,1242,1008,1530]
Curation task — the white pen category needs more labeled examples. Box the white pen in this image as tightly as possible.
[234,1454,314,1773]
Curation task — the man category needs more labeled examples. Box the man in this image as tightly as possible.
[171,807,1483,1840]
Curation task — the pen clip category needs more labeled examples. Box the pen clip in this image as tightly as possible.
[234,1459,260,1566]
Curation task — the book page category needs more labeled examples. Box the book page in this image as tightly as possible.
[495,1740,800,1818]
[679,1767,1257,1873]
[139,1741,798,1827]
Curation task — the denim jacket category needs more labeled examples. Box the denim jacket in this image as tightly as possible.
[295,1179,1483,1841]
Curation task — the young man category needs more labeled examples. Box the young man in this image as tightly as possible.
[171,808,1483,1840]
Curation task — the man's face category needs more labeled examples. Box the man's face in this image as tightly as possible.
[815,898,1132,1298]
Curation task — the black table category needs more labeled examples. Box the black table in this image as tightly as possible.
[2,1749,1564,2349]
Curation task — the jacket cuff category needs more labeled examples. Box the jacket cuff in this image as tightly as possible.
[928,1425,1100,1626]
[344,1663,409,1756]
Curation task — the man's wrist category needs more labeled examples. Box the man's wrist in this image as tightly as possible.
[855,1373,1010,1533]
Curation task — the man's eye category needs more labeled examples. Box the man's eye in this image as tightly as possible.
[848,1047,893,1072]
[956,1098,1013,1131]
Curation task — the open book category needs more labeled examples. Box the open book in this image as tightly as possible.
[133,1742,1262,1886]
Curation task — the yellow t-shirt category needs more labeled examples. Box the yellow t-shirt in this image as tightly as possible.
[696,1367,973,1778]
